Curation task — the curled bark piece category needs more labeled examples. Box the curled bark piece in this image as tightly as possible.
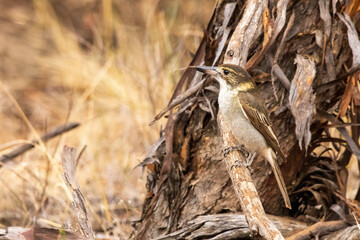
[319,0,336,82]
[212,2,237,65]
[338,13,360,69]
[246,0,290,70]
[289,55,316,151]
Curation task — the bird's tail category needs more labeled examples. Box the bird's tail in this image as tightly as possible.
[263,148,292,209]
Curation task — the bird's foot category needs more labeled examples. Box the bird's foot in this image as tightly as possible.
[231,159,254,174]
[223,145,249,158]
[224,145,255,173]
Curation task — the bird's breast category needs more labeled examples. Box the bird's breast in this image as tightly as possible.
[218,88,268,153]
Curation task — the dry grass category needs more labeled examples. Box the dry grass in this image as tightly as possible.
[0,0,214,237]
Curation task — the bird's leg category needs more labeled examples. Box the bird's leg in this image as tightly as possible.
[244,153,257,174]
[223,145,254,173]
[246,152,257,167]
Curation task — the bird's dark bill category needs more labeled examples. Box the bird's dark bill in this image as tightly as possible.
[194,66,217,75]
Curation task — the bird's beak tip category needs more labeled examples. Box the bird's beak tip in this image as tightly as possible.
[194,65,218,75]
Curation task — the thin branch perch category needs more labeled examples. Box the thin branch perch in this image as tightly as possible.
[220,0,287,238]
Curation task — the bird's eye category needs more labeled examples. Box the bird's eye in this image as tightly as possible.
[223,69,229,75]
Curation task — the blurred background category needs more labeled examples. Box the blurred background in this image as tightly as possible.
[0,0,214,237]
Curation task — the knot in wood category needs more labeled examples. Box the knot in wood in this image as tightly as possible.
[227,50,234,57]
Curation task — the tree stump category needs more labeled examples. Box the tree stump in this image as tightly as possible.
[133,0,360,239]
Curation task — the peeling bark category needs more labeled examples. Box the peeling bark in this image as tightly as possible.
[133,0,358,239]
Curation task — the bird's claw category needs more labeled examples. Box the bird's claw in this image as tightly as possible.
[224,145,256,173]
[223,145,248,157]
[230,159,254,174]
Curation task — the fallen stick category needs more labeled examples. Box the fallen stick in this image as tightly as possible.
[286,220,348,240]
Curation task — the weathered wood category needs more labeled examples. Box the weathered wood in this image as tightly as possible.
[153,213,308,240]
[218,0,288,238]
[286,221,349,240]
[223,0,265,67]
[134,0,357,239]
[0,227,87,240]
[219,115,285,240]
[61,146,94,240]
[321,225,360,240]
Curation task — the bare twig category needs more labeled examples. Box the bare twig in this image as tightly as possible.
[75,145,87,168]
[286,220,348,240]
[270,11,295,92]
[315,66,360,93]
[273,11,295,65]
[323,123,360,128]
[0,122,80,164]
[271,64,291,91]
[212,2,237,65]
[61,145,94,240]
[150,79,206,125]
[317,110,360,164]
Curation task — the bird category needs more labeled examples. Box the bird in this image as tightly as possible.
[195,64,291,209]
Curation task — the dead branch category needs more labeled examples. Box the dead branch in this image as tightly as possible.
[219,1,286,238]
[270,11,295,91]
[150,79,206,125]
[285,220,348,240]
[0,122,80,164]
[0,226,119,240]
[318,110,360,163]
[219,116,285,239]
[61,145,94,240]
[321,225,360,240]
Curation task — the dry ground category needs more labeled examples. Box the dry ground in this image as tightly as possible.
[0,0,214,238]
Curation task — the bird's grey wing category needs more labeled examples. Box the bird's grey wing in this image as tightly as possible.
[237,91,286,160]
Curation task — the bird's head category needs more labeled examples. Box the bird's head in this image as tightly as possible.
[195,64,256,91]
